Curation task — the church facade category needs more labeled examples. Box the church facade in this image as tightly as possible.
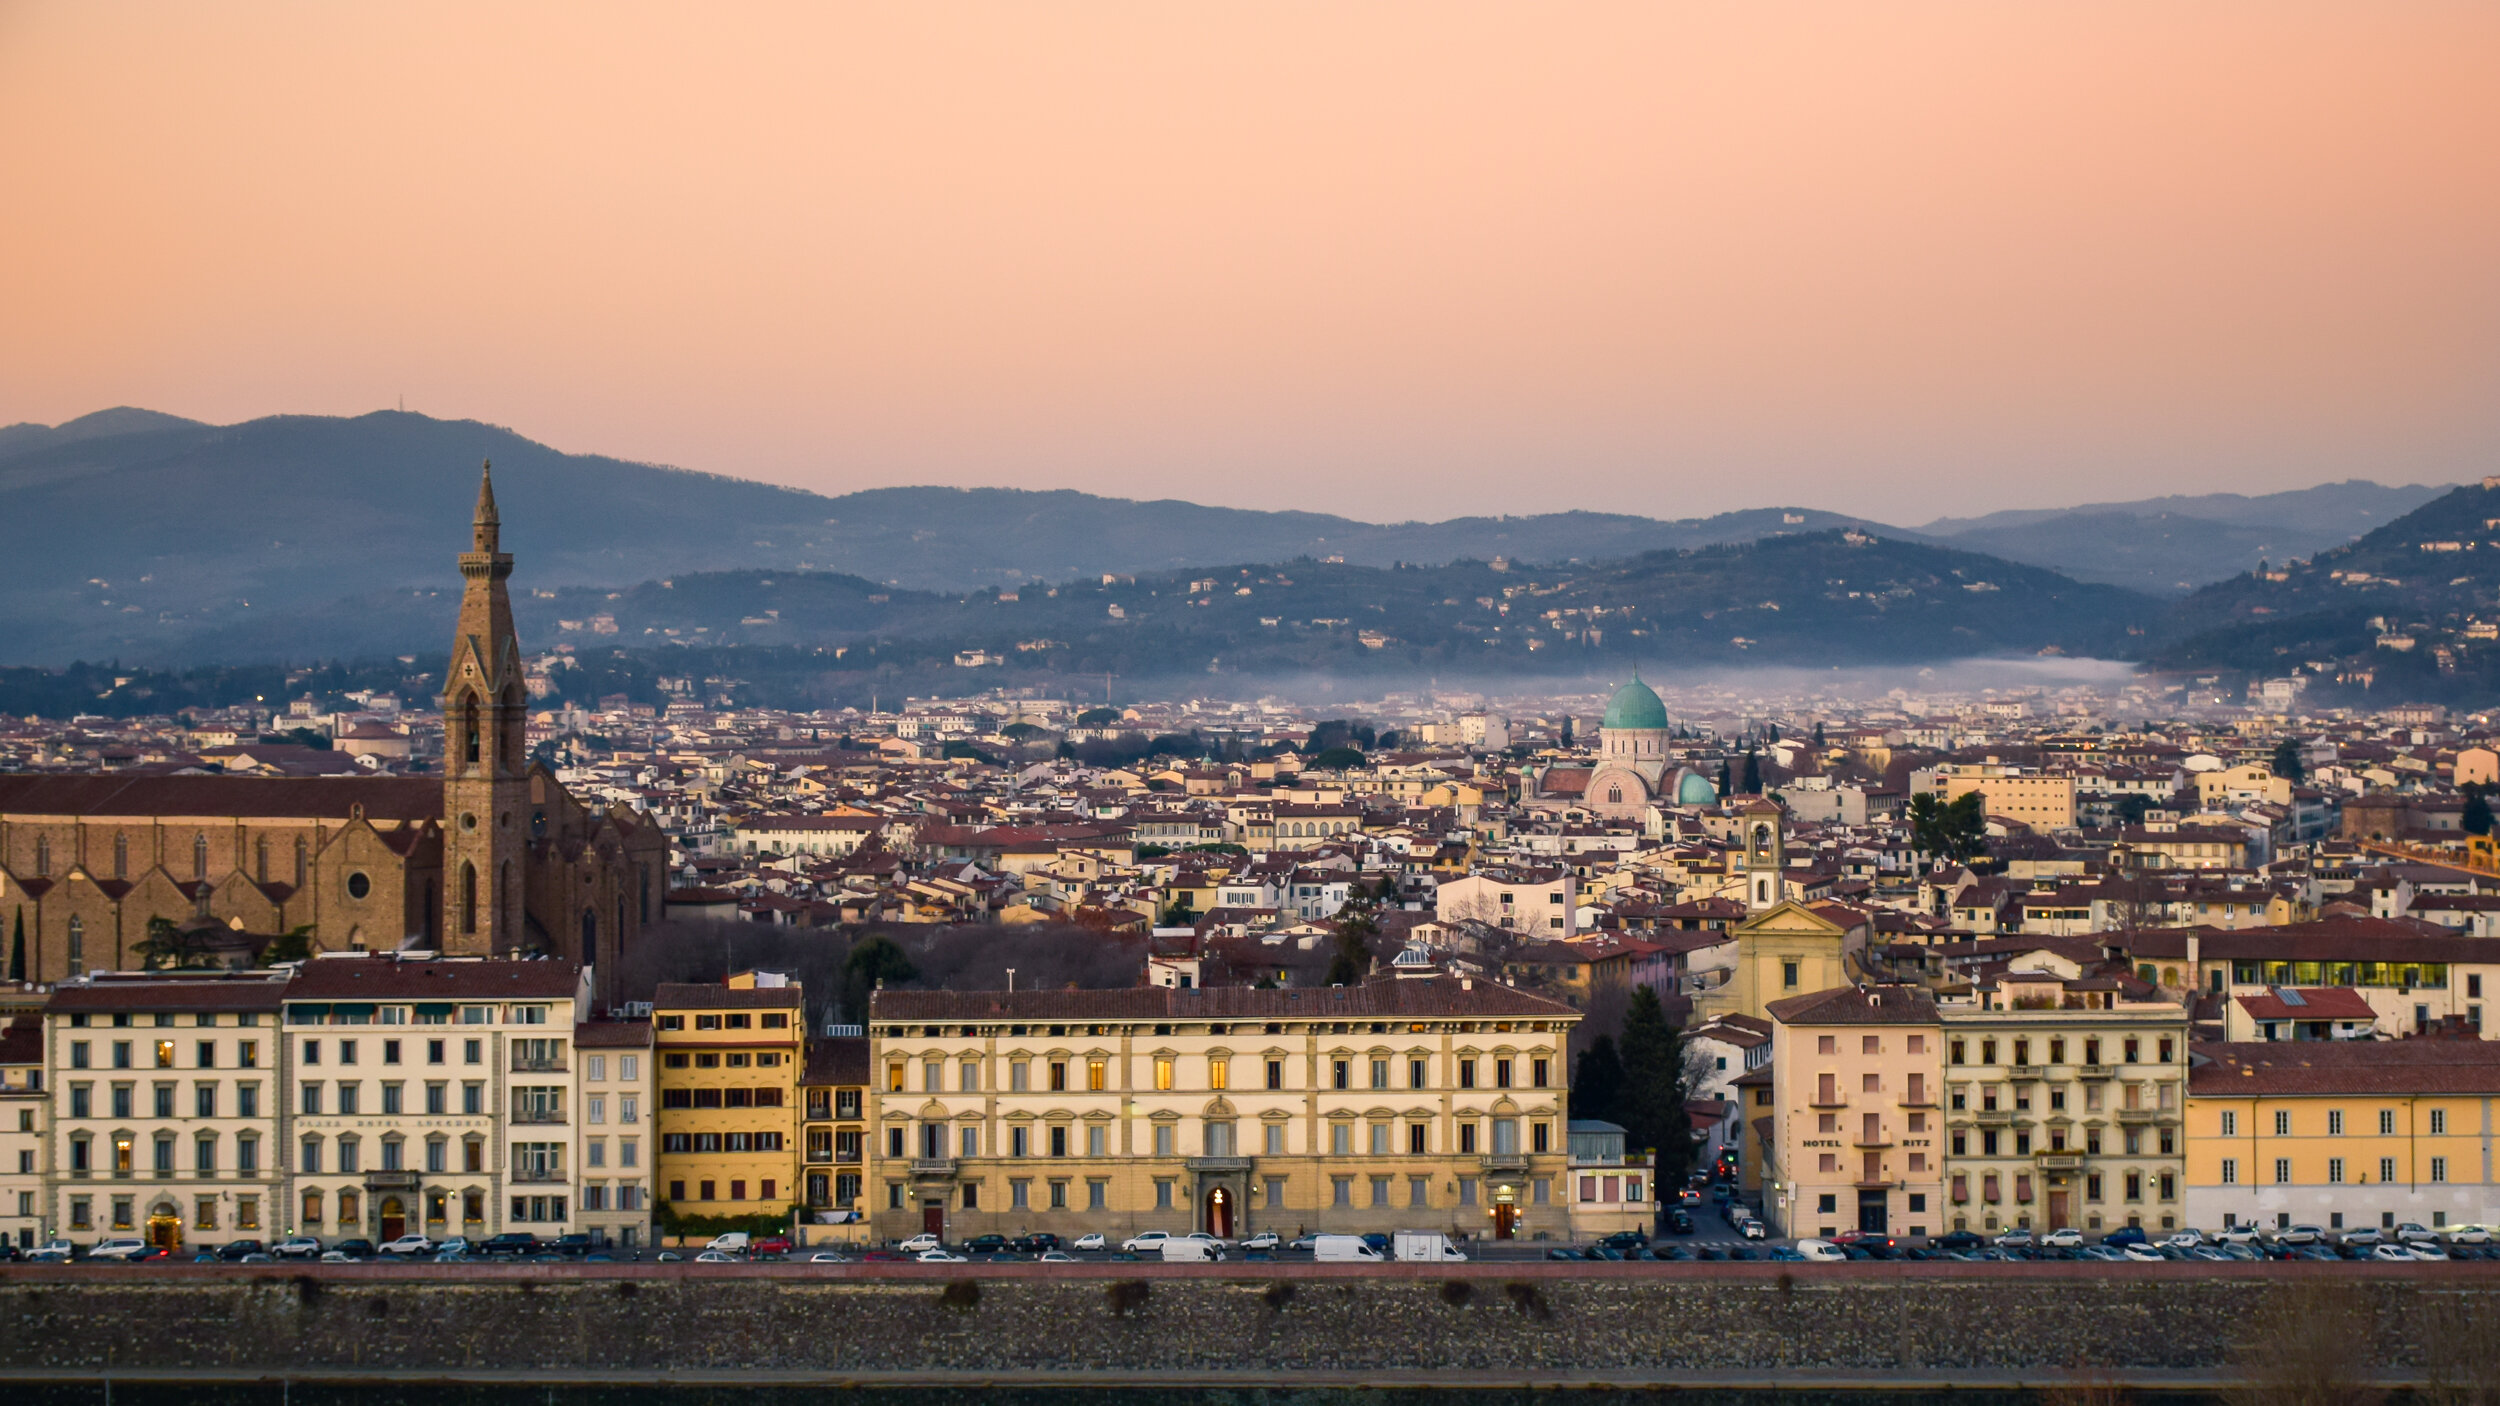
[0,466,665,1004]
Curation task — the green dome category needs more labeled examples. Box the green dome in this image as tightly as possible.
[1601,675,1670,732]
[1675,768,1719,806]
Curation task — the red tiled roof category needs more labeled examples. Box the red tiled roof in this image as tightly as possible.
[2231,988,2379,1022]
[0,774,439,822]
[2190,1040,2500,1096]
[284,956,582,1000]
[872,973,1576,1023]
[47,973,291,1012]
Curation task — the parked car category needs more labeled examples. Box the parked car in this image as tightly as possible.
[1120,1231,1173,1253]
[28,1239,74,1263]
[964,1235,1011,1255]
[2039,1227,2085,1248]
[2448,1224,2492,1245]
[217,1240,268,1262]
[87,1238,153,1263]
[378,1235,434,1257]
[2371,1243,2420,1262]
[1240,1231,1280,1252]
[272,1236,323,1260]
[1012,1233,1062,1253]
[916,1249,969,1262]
[2397,1222,2441,1244]
[2101,1226,2149,1248]
[1992,1228,2035,1248]
[1793,1239,1847,1263]
[1599,1230,1649,1250]
[479,1233,540,1257]
[897,1233,942,1253]
[551,1234,597,1257]
[705,1232,753,1255]
[2213,1225,2262,1244]
[1037,1250,1080,1262]
[1932,1231,1984,1252]
[807,1252,852,1263]
[694,1251,738,1263]
[1072,1233,1107,1252]
[2273,1224,2323,1246]
[434,1238,470,1258]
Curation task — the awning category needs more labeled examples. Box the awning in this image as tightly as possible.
[286,1004,330,1024]
[414,1003,455,1018]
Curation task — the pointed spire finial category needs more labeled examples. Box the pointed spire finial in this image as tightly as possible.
[472,460,501,552]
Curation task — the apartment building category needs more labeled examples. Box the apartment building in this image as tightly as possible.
[2185,1040,2500,1234]
[867,973,1578,1244]
[1,1014,40,1247]
[1939,971,2189,1236]
[284,955,590,1244]
[800,1035,871,1233]
[2130,921,2500,1039]
[1763,984,1946,1241]
[1917,763,2077,831]
[654,972,803,1220]
[575,1019,654,1247]
[44,971,286,1252]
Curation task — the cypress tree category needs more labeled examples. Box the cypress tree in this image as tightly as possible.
[1618,985,1700,1188]
[1573,1036,1625,1126]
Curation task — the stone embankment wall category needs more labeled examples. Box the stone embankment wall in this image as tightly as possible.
[1,1262,2494,1380]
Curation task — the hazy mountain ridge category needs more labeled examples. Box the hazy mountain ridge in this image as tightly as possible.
[0,407,2435,669]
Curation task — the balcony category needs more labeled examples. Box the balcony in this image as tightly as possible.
[2116,1107,2163,1124]
[1807,1098,1850,1110]
[363,1170,421,1190]
[2077,1065,2115,1080]
[509,1112,568,1125]
[2007,1066,2046,1082]
[2036,1152,2084,1172]
[509,1170,567,1184]
[509,1060,568,1075]
[1852,1137,1893,1150]
[1478,1153,1531,1175]
[1187,1155,1256,1174]
[908,1157,957,1179]
[1974,1109,2013,1125]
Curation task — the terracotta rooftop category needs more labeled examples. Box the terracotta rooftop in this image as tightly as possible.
[872,973,1576,1023]
[2190,1040,2500,1096]
[0,773,439,822]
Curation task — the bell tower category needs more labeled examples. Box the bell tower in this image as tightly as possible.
[1738,797,1785,912]
[441,461,530,954]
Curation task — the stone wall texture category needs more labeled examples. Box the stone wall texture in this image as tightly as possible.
[2,1262,2496,1379]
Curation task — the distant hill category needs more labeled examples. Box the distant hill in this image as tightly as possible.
[1916,480,2450,595]
[2144,482,2500,703]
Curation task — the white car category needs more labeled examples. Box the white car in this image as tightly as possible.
[27,1240,73,1263]
[1993,1228,2035,1247]
[1121,1231,1174,1252]
[2120,1243,2166,1263]
[1739,1218,1766,1240]
[273,1236,324,1259]
[807,1252,851,1263]
[2409,1242,2451,1261]
[379,1235,434,1257]
[2160,1232,2203,1250]
[1038,1250,1079,1262]
[318,1250,354,1263]
[694,1251,738,1263]
[2275,1224,2323,1246]
[2371,1243,2421,1262]
[2340,1226,2385,1247]
[2213,1225,2262,1244]
[898,1233,942,1253]
[2449,1225,2492,1245]
[2040,1228,2085,1248]
[1073,1233,1107,1251]
[916,1249,968,1262]
[1793,1238,1847,1263]
[88,1238,153,1262]
[2397,1222,2440,1244]
[1241,1231,1280,1251]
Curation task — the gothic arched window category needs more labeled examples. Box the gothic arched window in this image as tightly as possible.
[580,910,598,968]
[67,915,84,975]
[33,836,48,878]
[462,695,481,767]
[1607,786,1623,804]
[112,833,127,880]
[193,832,209,880]
[459,863,478,935]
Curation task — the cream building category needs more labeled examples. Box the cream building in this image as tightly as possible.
[868,972,1578,1245]
[1938,970,2189,1236]
[282,955,590,1245]
[1,1011,42,1248]
[44,970,288,1252]
[1917,763,2078,832]
[1762,984,1946,1241]
[575,1018,654,1248]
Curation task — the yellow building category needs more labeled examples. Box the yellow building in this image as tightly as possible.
[654,972,803,1229]
[1923,763,2077,832]
[1939,971,2189,1236]
[1692,804,1851,1024]
[2185,1040,2500,1235]
[868,972,1578,1245]
[1762,984,1946,1241]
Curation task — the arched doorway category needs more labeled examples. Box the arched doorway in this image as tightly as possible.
[380,1196,407,1242]
[1204,1186,1234,1239]
[145,1202,182,1255]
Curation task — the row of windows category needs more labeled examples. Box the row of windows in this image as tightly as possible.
[288,1005,542,1027]
[659,1131,785,1153]
[1944,1035,2175,1066]
[2219,1156,2453,1184]
[880,1020,1552,1040]
[655,1012,792,1031]
[1954,1125,2175,1157]
[2218,1108,2455,1137]
[1949,1170,2178,1202]
[658,1087,786,1109]
[886,1116,1550,1160]
[67,1039,262,1070]
[67,1081,264,1119]
[65,1130,262,1175]
[885,1172,1550,1214]
[68,1192,261,1233]
[64,1011,262,1029]
[887,1054,1551,1094]
[2231,961,2457,991]
[666,1177,776,1203]
[659,1051,785,1069]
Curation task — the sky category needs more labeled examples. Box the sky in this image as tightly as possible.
[2,2,2495,523]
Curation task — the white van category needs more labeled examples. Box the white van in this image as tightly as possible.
[705,1232,753,1254]
[1158,1237,1226,1262]
[1392,1231,1467,1263]
[1794,1238,1846,1262]
[1312,1234,1384,1262]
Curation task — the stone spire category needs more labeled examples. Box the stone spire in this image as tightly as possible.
[472,460,501,553]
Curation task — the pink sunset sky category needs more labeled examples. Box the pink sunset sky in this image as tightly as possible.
[2,1,2494,521]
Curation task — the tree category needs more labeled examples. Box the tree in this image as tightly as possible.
[259,925,316,966]
[1812,720,1825,748]
[1615,985,1703,1190]
[1740,750,1761,795]
[1311,746,1367,771]
[1907,791,1990,869]
[2467,788,2495,839]
[1325,900,1379,986]
[1716,757,1732,796]
[2269,737,2306,784]
[841,936,919,1024]
[1573,1036,1625,1125]
[136,915,217,971]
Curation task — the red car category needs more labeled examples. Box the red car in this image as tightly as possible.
[860,1248,906,1262]
[1832,1230,1895,1249]
[750,1236,794,1258]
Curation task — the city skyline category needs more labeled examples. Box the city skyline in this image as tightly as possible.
[4,2,2496,520]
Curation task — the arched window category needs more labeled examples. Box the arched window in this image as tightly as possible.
[112,833,127,880]
[1607,786,1623,804]
[500,862,516,943]
[294,837,307,887]
[462,695,481,767]
[33,836,48,878]
[581,910,598,968]
[459,863,477,935]
[255,837,269,884]
[193,832,208,880]
[67,916,85,975]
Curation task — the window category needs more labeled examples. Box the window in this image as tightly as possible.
[2219,1110,2237,1137]
[2432,1157,2450,1183]
[1332,1177,1352,1208]
[2273,1158,2291,1184]
[1371,1058,1390,1090]
[2327,1110,2344,1136]
[1266,1124,1287,1155]
[2274,1110,2290,1137]
[1152,1058,1175,1093]
[1532,1057,1549,1088]
[1818,1035,1838,1056]
[2327,1158,2344,1185]
[2431,1109,2449,1135]
[1458,1059,1476,1089]
[1152,1123,1174,1157]
[1209,1057,1228,1090]
[2219,1159,2237,1185]
[1087,1058,1106,1091]
[2379,1109,2395,1136]
[1266,1060,1284,1090]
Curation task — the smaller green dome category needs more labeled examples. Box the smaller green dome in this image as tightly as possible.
[1675,768,1719,806]
[1601,674,1670,732]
